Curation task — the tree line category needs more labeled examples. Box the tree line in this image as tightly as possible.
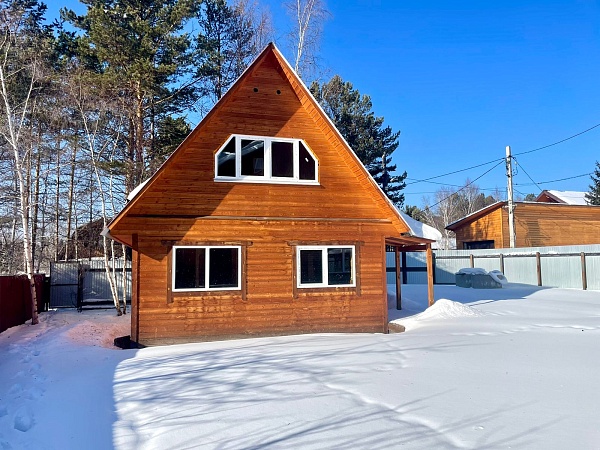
[0,0,407,317]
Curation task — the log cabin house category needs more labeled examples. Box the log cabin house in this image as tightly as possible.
[446,201,600,249]
[103,43,434,346]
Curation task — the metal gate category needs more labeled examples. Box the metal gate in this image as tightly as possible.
[49,258,131,309]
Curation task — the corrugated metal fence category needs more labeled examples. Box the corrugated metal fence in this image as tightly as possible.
[50,258,131,308]
[387,244,600,291]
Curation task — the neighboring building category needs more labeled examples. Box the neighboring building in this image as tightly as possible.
[103,44,433,346]
[536,190,589,205]
[446,201,600,249]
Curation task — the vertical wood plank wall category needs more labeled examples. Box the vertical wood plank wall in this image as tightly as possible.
[125,219,395,344]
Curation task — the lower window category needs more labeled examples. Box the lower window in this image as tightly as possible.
[297,245,355,288]
[173,246,241,291]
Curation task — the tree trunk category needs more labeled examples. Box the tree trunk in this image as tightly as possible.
[65,144,77,260]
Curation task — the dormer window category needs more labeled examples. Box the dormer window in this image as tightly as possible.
[215,135,318,184]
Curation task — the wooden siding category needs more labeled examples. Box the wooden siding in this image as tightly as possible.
[454,207,505,249]
[514,203,600,247]
[110,50,408,245]
[106,45,425,345]
[454,203,600,248]
[127,218,395,345]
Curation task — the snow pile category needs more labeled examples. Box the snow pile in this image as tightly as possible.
[413,298,486,320]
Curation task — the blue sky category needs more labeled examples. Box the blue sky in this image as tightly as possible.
[49,0,600,207]
[268,0,600,207]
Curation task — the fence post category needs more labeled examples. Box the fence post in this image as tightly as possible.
[536,252,542,286]
[469,254,474,268]
[581,252,587,290]
[499,253,505,274]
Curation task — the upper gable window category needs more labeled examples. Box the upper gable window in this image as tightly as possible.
[215,135,318,184]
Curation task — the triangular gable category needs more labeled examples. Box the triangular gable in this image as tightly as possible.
[445,201,506,231]
[105,43,420,244]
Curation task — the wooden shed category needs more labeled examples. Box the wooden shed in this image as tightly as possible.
[104,43,433,346]
[446,201,600,249]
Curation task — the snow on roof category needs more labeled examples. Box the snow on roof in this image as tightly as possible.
[398,210,442,241]
[540,190,588,205]
[127,179,150,202]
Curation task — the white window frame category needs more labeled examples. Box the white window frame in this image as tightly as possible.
[214,134,319,185]
[172,245,242,292]
[296,245,356,288]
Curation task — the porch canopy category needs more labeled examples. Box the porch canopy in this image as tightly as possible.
[385,235,435,310]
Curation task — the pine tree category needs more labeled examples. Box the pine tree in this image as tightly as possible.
[310,75,407,206]
[195,0,256,105]
[60,0,198,192]
[586,161,600,205]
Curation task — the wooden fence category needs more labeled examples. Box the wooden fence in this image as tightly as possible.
[0,274,47,334]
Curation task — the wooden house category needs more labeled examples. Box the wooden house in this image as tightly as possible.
[103,44,434,346]
[446,201,600,249]
[535,190,588,205]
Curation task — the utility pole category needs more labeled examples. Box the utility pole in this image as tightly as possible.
[506,145,516,248]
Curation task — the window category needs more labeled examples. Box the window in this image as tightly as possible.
[463,240,494,250]
[297,246,355,288]
[173,246,241,291]
[215,135,318,183]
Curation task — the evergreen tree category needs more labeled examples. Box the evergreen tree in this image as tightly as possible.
[195,0,255,105]
[586,161,600,205]
[403,205,424,221]
[60,0,198,192]
[310,75,407,206]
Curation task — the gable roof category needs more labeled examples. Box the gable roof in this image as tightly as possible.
[105,43,424,244]
[445,201,505,231]
[536,190,588,205]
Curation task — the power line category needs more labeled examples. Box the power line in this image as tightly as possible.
[405,158,504,186]
[514,122,600,157]
[515,172,592,187]
[423,161,504,210]
[513,159,600,231]
[407,121,600,187]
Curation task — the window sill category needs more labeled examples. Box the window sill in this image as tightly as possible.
[214,177,320,186]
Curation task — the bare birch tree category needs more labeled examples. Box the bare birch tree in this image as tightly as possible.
[0,0,53,323]
[285,0,329,78]
[65,66,127,315]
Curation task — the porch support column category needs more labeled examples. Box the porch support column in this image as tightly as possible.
[426,243,435,307]
[395,246,402,310]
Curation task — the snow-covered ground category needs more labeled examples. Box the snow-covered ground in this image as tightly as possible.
[1,284,599,449]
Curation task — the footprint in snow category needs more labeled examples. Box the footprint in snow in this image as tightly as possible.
[23,386,45,400]
[0,433,12,450]
[8,384,23,398]
[13,407,34,432]
[0,404,7,417]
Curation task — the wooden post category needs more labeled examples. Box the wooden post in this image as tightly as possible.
[499,253,505,274]
[395,246,402,310]
[469,254,474,268]
[131,233,140,345]
[426,244,435,307]
[536,252,542,286]
[581,252,587,291]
